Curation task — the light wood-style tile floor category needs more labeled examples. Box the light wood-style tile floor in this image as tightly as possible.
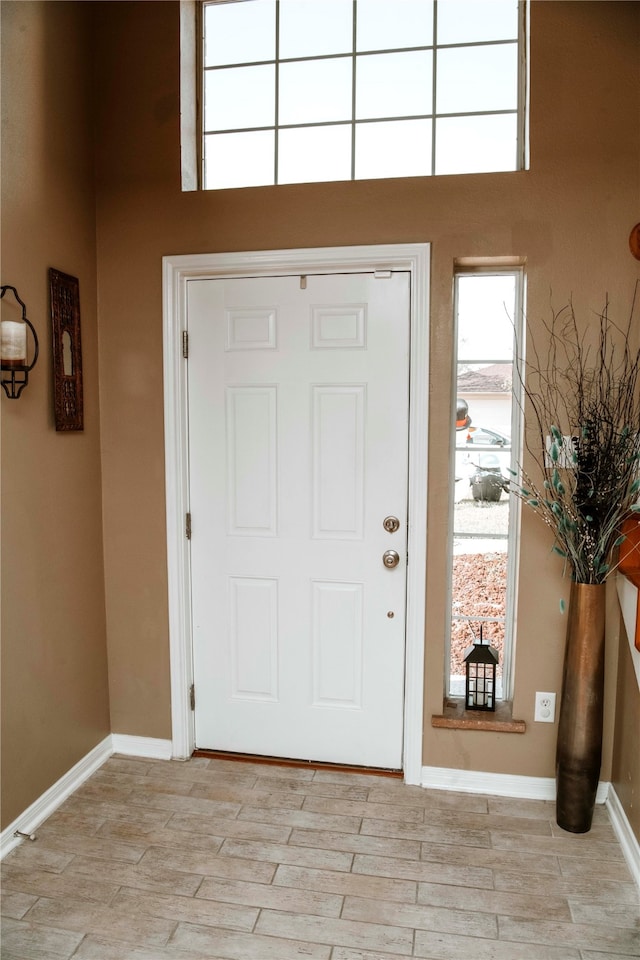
[1,755,638,959]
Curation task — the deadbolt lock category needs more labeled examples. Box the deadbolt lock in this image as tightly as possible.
[383,516,400,533]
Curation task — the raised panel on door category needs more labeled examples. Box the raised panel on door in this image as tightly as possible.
[312,385,366,539]
[312,580,363,708]
[225,385,278,537]
[229,577,279,701]
[188,271,410,767]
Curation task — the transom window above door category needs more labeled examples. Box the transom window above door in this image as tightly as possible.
[200,0,528,189]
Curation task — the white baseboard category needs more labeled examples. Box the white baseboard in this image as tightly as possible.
[0,734,175,861]
[0,736,113,860]
[421,765,610,804]
[606,784,640,889]
[111,734,173,760]
[4,741,634,889]
[422,767,637,890]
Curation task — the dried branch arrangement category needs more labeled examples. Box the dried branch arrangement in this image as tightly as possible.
[512,293,640,584]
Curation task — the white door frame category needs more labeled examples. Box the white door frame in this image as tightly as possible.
[162,243,430,784]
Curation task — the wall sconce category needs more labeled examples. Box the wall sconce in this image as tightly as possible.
[464,626,499,711]
[0,285,39,399]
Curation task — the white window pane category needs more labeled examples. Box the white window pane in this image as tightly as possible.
[457,275,516,361]
[356,0,433,51]
[204,130,275,189]
[435,114,517,174]
[278,125,352,184]
[205,64,275,131]
[200,0,526,189]
[437,44,518,114]
[356,51,433,120]
[355,120,432,180]
[204,0,276,66]
[279,58,352,125]
[437,0,518,45]
[279,0,353,58]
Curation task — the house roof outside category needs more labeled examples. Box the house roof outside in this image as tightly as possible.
[457,363,512,394]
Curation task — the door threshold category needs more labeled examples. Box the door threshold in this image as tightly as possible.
[192,749,403,778]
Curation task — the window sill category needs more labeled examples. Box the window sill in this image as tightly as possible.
[431,698,526,733]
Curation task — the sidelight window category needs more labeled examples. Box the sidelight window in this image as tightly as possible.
[448,266,524,701]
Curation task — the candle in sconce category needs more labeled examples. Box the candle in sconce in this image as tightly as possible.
[1,320,27,367]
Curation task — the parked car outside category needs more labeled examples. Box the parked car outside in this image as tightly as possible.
[455,425,512,500]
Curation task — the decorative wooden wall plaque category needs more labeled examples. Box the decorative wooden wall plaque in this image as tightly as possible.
[49,268,83,431]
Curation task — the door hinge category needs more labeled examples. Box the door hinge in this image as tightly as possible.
[182,330,189,358]
[185,512,192,540]
[189,683,195,710]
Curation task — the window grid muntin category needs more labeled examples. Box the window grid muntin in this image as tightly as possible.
[273,0,280,183]
[202,38,521,75]
[350,8,358,179]
[202,1,524,187]
[204,106,518,135]
[431,0,438,174]
[447,266,524,702]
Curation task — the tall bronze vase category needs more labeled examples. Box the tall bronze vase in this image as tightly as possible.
[556,581,606,833]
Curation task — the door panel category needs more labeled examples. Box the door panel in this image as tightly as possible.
[312,384,365,538]
[226,386,278,536]
[188,272,410,767]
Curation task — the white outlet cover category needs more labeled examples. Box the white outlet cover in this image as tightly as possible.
[545,435,578,468]
[534,691,556,723]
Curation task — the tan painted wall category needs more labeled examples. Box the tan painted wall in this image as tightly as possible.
[0,1,110,829]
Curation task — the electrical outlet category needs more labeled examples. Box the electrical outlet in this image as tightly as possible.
[545,435,578,468]
[534,691,556,723]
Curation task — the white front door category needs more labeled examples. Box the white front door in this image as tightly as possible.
[187,271,410,768]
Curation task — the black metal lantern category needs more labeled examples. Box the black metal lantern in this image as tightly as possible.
[464,627,499,711]
[1,286,39,399]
